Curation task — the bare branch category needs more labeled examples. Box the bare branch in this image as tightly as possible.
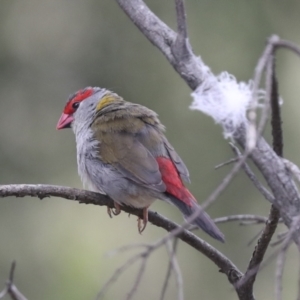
[214,215,268,225]
[275,241,290,300]
[247,229,264,247]
[126,259,148,300]
[237,37,300,245]
[0,262,28,300]
[269,62,283,157]
[242,206,279,285]
[238,47,281,295]
[237,216,300,290]
[98,238,183,300]
[166,240,183,300]
[230,143,274,204]
[246,35,279,150]
[116,0,206,89]
[107,244,150,257]
[274,39,300,57]
[172,0,191,65]
[201,149,255,212]
[270,231,290,247]
[214,157,239,170]
[174,0,187,39]
[0,184,240,282]
[282,158,300,183]
[96,252,144,299]
[160,240,177,300]
[160,239,183,300]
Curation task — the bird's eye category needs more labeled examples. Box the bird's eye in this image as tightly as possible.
[72,102,80,110]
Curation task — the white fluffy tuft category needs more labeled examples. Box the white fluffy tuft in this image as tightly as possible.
[190,72,261,138]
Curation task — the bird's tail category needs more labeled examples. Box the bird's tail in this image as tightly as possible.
[165,193,225,242]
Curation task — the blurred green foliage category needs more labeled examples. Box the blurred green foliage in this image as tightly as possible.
[0,0,300,299]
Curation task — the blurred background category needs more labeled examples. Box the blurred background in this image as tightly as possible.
[0,0,300,299]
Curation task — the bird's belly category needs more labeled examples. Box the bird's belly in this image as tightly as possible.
[120,194,156,208]
[79,157,159,208]
[77,140,160,209]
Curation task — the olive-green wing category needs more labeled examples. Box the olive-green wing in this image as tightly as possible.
[94,130,166,192]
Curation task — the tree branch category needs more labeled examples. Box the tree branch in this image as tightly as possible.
[0,184,240,278]
[214,215,268,225]
[116,0,207,89]
[230,143,275,204]
[0,262,28,300]
[235,37,300,245]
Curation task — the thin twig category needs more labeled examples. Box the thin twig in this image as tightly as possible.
[100,238,183,300]
[214,158,239,170]
[282,158,300,183]
[238,49,281,294]
[275,241,290,300]
[247,229,264,247]
[160,239,178,300]
[230,143,274,204]
[126,258,148,300]
[96,250,148,299]
[166,239,184,300]
[246,35,279,150]
[0,262,28,300]
[274,39,300,57]
[270,232,288,247]
[214,215,268,225]
[107,244,149,257]
[256,36,281,139]
[237,215,300,289]
[200,148,256,214]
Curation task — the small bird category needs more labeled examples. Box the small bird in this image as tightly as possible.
[57,87,224,242]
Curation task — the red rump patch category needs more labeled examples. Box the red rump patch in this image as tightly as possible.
[156,157,196,207]
[64,87,94,114]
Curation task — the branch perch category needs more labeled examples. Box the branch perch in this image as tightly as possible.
[0,184,240,278]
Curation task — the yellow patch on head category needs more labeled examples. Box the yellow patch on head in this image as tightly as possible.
[96,94,117,111]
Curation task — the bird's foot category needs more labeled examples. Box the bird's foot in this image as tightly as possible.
[107,206,113,218]
[112,202,121,215]
[107,202,121,218]
[137,207,149,234]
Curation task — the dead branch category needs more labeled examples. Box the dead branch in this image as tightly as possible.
[0,184,240,279]
[238,48,282,295]
[230,143,274,204]
[160,239,183,300]
[214,215,268,225]
[0,262,28,300]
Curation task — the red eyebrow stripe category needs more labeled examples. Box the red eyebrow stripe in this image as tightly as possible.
[63,88,94,114]
[70,88,94,102]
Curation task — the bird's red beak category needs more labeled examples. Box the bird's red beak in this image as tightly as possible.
[56,113,74,130]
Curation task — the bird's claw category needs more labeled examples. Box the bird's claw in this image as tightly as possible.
[112,203,121,216]
[107,206,113,218]
[137,218,147,234]
[137,206,149,234]
[107,202,121,218]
